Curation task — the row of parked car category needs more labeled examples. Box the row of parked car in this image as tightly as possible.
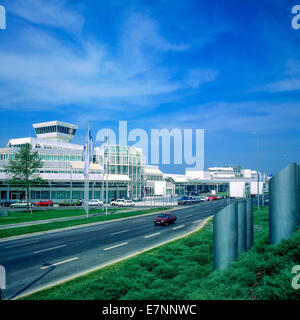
[1,198,136,209]
[177,195,224,205]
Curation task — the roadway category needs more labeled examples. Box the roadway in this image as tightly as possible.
[0,199,228,300]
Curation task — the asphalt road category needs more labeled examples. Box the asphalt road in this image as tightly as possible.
[0,199,228,300]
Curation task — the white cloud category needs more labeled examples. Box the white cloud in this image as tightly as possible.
[0,6,218,112]
[9,0,84,33]
[138,101,300,134]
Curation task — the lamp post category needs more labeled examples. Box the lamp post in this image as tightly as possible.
[252,132,260,209]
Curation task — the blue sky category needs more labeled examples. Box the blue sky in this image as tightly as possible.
[0,0,300,175]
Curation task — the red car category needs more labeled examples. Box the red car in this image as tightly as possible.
[207,196,217,201]
[34,200,54,207]
[154,213,177,226]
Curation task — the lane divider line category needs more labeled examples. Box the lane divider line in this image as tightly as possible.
[144,232,160,239]
[172,225,185,230]
[132,219,145,223]
[5,240,39,249]
[40,257,79,270]
[83,227,104,233]
[34,245,66,254]
[193,219,203,224]
[104,242,128,251]
[110,230,129,236]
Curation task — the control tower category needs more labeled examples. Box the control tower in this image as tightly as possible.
[33,121,78,143]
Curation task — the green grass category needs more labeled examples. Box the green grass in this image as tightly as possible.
[0,207,123,225]
[0,207,170,239]
[22,206,300,300]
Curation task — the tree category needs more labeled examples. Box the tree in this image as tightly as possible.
[5,144,44,213]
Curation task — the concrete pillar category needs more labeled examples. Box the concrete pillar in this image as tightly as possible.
[269,163,299,245]
[213,201,238,270]
[246,197,254,250]
[237,200,247,254]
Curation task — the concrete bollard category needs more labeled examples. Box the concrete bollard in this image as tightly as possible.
[237,200,247,254]
[269,163,299,245]
[246,197,253,250]
[213,201,238,270]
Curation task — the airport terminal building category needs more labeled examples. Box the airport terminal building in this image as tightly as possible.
[0,121,264,203]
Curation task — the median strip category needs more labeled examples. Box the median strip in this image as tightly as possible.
[104,242,128,251]
[40,257,79,270]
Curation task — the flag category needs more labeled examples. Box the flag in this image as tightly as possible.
[82,127,93,175]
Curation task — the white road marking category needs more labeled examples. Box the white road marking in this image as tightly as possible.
[144,232,161,239]
[5,240,39,249]
[34,245,66,254]
[132,219,145,223]
[184,215,192,217]
[40,257,79,270]
[83,226,104,233]
[104,242,128,251]
[172,225,185,230]
[193,219,203,224]
[110,230,129,236]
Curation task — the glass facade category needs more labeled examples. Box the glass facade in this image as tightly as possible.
[35,125,76,136]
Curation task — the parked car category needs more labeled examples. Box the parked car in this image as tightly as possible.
[207,196,217,201]
[124,200,135,207]
[0,200,18,207]
[59,200,82,206]
[110,199,123,206]
[178,196,194,205]
[10,200,33,208]
[190,197,201,203]
[154,213,177,226]
[33,199,54,207]
[111,199,135,207]
[88,199,103,206]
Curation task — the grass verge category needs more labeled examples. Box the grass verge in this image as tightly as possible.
[21,206,300,300]
[0,208,123,225]
[0,207,170,239]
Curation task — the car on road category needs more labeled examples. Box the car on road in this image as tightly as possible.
[88,199,103,206]
[177,196,194,205]
[33,199,54,207]
[154,213,177,226]
[10,200,33,208]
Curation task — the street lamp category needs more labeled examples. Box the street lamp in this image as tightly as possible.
[251,132,260,209]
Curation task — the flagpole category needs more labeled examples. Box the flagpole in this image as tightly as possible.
[101,144,104,212]
[105,129,109,216]
[84,124,92,219]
